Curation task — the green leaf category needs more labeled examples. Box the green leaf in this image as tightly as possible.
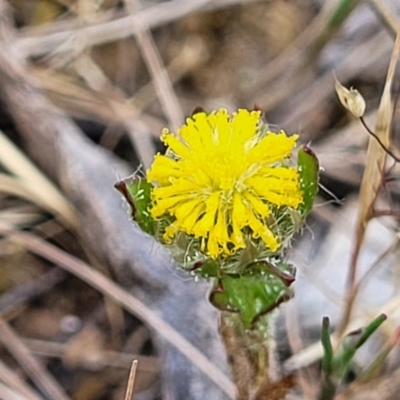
[114,177,155,235]
[321,316,334,375]
[333,314,387,381]
[210,263,294,328]
[298,145,319,216]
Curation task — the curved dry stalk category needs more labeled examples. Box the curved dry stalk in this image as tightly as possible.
[0,133,79,230]
[337,26,400,338]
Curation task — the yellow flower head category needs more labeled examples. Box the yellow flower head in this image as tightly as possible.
[147,109,303,259]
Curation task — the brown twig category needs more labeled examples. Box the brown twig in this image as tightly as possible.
[360,116,400,162]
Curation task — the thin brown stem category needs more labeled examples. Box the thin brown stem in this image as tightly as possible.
[336,223,365,339]
[360,116,400,162]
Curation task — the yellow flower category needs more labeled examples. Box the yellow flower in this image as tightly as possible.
[147,109,303,259]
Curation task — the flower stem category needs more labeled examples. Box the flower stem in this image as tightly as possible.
[220,311,294,399]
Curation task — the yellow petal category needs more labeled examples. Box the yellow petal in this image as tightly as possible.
[213,109,230,147]
[180,202,205,233]
[192,191,220,237]
[247,212,279,251]
[207,231,221,258]
[232,192,247,225]
[153,179,199,199]
[248,132,297,164]
[246,176,302,208]
[174,197,204,222]
[243,192,271,217]
[230,224,245,251]
[179,122,203,152]
[229,192,247,250]
[163,223,179,243]
[192,112,215,149]
[231,109,260,144]
[161,131,192,159]
[258,166,299,180]
[150,194,188,218]
[213,205,230,254]
[147,154,183,184]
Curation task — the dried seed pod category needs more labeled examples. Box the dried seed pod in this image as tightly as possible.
[335,76,366,118]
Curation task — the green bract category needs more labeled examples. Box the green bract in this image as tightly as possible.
[210,261,295,328]
[114,177,154,235]
[298,145,319,216]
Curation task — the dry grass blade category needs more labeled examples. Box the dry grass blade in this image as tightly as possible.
[124,360,138,400]
[0,381,33,400]
[0,173,45,202]
[124,0,183,132]
[23,338,158,372]
[368,0,399,35]
[15,0,211,58]
[0,358,42,400]
[0,268,66,316]
[247,0,367,112]
[0,131,79,230]
[0,318,70,400]
[338,26,400,336]
[71,52,157,168]
[0,226,236,399]
[0,205,43,227]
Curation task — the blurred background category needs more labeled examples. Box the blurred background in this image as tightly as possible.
[0,0,400,399]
